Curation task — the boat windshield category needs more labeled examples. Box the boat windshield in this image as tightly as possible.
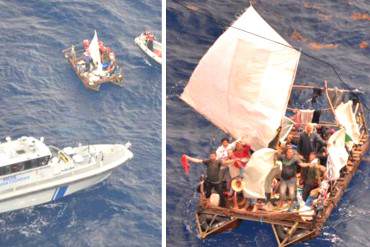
[49,145,60,157]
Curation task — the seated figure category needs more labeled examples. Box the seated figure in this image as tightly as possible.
[106,50,116,74]
[301,152,327,202]
[305,178,330,211]
[145,32,155,51]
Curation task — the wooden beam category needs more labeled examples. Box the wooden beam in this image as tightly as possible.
[195,213,205,239]
[200,207,312,229]
[271,224,282,246]
[323,80,339,126]
[292,84,354,93]
[280,222,299,246]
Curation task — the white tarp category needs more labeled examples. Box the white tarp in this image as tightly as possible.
[180,6,301,150]
[279,116,295,144]
[335,100,361,144]
[242,148,276,198]
[88,30,102,73]
[326,128,349,180]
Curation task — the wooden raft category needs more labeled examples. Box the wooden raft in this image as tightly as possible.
[63,45,124,91]
[194,85,369,246]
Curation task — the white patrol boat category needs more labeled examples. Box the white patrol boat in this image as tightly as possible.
[0,136,133,213]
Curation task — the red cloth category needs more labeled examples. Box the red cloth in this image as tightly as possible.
[232,145,251,168]
[146,34,154,41]
[233,145,251,158]
[154,49,162,57]
[181,154,190,175]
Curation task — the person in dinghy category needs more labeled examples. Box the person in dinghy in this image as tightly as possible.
[135,31,162,64]
[143,31,155,51]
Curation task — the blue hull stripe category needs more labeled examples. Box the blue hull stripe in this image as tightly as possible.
[53,186,68,201]
[51,188,58,201]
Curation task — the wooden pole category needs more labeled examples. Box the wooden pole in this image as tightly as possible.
[195,213,204,239]
[292,84,355,93]
[323,80,339,126]
[354,103,360,116]
[271,224,282,246]
[233,191,238,209]
[287,107,331,112]
[280,222,299,246]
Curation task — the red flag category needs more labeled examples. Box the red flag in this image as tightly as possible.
[181,154,190,175]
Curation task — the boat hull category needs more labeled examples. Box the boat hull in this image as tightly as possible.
[135,34,162,65]
[0,170,111,214]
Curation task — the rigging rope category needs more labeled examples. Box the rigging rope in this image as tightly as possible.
[229,25,369,111]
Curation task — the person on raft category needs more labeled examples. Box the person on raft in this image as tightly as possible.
[186,120,334,213]
[81,39,94,72]
[216,137,239,160]
[184,151,228,207]
[297,123,326,162]
[300,152,327,202]
[276,146,310,209]
[224,141,251,178]
[98,41,116,74]
[100,45,110,64]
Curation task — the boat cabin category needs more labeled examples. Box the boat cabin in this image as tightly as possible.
[0,137,52,176]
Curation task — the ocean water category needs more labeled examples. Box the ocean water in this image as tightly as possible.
[166,1,370,246]
[0,0,161,246]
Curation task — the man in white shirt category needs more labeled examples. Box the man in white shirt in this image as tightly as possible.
[216,137,238,160]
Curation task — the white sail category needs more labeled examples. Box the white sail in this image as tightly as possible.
[242,148,277,199]
[279,116,295,144]
[88,30,102,73]
[180,6,301,150]
[326,128,349,180]
[335,100,361,144]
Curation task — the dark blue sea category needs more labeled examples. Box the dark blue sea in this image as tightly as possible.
[0,0,161,246]
[166,1,370,246]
